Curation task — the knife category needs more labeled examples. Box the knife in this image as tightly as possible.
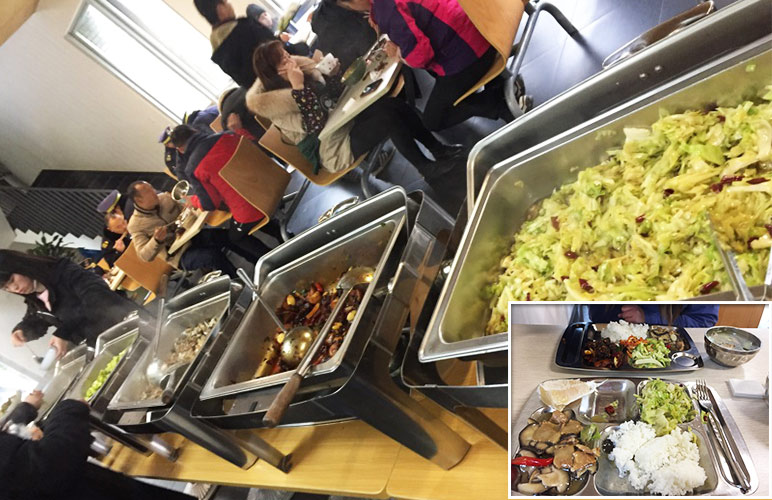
[706,385,752,491]
[708,216,755,301]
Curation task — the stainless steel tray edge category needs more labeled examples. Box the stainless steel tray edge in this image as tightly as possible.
[510,377,757,495]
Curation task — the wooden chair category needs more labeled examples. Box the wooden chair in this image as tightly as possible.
[253,114,272,132]
[210,114,223,133]
[456,0,578,115]
[218,136,292,235]
[205,210,232,227]
[113,241,173,303]
[258,125,366,186]
[717,305,765,328]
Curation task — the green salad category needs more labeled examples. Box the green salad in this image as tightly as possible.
[629,338,672,368]
[84,348,127,400]
[487,93,772,333]
[637,379,695,436]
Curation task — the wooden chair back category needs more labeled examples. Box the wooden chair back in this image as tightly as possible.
[219,136,292,231]
[113,241,173,297]
[454,0,527,106]
[258,125,364,186]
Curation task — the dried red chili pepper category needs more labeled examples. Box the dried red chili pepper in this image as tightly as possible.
[700,281,719,294]
[663,189,674,198]
[564,250,578,259]
[551,216,560,230]
[748,177,768,185]
[579,278,594,293]
[635,215,645,223]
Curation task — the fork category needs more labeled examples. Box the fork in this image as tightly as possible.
[694,380,750,492]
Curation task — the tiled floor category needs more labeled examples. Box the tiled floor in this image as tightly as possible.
[283,0,739,236]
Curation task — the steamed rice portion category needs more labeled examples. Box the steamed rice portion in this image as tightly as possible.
[603,320,650,343]
[608,421,706,495]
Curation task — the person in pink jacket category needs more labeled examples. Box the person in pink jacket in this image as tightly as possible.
[336,0,526,130]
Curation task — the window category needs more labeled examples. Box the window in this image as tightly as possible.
[68,0,232,121]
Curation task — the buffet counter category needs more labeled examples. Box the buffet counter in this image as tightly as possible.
[511,325,770,497]
[101,360,509,500]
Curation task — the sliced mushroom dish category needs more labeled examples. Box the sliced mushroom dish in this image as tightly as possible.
[513,409,600,495]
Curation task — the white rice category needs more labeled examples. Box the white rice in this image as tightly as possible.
[602,320,649,343]
[608,421,707,496]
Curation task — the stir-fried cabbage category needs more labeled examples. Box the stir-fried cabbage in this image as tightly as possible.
[487,97,772,333]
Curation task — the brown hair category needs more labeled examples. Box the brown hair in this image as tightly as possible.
[253,40,290,91]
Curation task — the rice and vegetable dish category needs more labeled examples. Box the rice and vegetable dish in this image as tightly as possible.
[487,94,772,333]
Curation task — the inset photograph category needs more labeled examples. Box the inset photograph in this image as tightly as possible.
[510,303,769,497]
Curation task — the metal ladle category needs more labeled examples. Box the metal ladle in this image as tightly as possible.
[263,266,374,428]
[145,275,170,387]
[236,268,314,365]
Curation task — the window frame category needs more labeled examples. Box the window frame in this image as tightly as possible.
[66,0,225,121]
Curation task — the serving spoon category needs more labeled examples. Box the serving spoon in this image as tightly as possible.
[263,266,374,428]
[236,268,314,365]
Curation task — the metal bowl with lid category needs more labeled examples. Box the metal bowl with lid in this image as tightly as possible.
[704,327,761,367]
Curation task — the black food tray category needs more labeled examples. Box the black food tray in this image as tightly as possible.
[555,322,704,373]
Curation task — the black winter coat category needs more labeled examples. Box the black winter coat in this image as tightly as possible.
[10,257,142,346]
[311,1,377,70]
[0,400,191,500]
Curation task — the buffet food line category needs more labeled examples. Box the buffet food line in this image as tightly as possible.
[11,2,771,498]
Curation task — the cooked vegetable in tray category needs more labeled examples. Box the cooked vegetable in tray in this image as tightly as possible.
[252,277,364,379]
[582,322,689,370]
[488,96,772,331]
[84,348,127,400]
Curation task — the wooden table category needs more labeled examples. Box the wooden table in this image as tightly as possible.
[168,208,209,255]
[318,38,402,143]
[102,361,509,499]
[511,324,770,497]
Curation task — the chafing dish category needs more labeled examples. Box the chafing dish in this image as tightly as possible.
[192,188,473,470]
[110,290,229,410]
[102,276,290,471]
[36,344,89,422]
[466,0,772,211]
[422,35,772,366]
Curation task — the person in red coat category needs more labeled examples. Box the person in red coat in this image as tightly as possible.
[169,124,283,246]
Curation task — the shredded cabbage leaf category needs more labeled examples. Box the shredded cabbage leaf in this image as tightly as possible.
[487,98,772,333]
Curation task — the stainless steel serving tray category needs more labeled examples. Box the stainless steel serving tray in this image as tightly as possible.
[109,280,230,410]
[422,38,772,364]
[67,326,139,404]
[36,344,90,422]
[200,207,406,400]
[555,323,704,373]
[511,377,758,495]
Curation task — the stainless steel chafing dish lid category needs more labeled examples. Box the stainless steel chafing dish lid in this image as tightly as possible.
[108,276,231,411]
[420,37,772,363]
[465,0,772,213]
[199,188,408,400]
[36,344,90,421]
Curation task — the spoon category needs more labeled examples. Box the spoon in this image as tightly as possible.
[263,266,374,428]
[145,275,170,387]
[25,344,43,364]
[236,268,314,364]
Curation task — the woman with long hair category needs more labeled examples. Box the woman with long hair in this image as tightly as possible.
[246,40,463,180]
[0,249,145,359]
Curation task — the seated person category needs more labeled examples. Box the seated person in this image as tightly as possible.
[337,0,529,130]
[168,124,276,250]
[0,392,192,500]
[1,249,144,358]
[588,305,719,328]
[194,0,308,87]
[100,211,131,268]
[247,41,462,179]
[311,0,377,70]
[96,190,134,267]
[159,105,219,179]
[126,181,264,278]
[218,87,266,140]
